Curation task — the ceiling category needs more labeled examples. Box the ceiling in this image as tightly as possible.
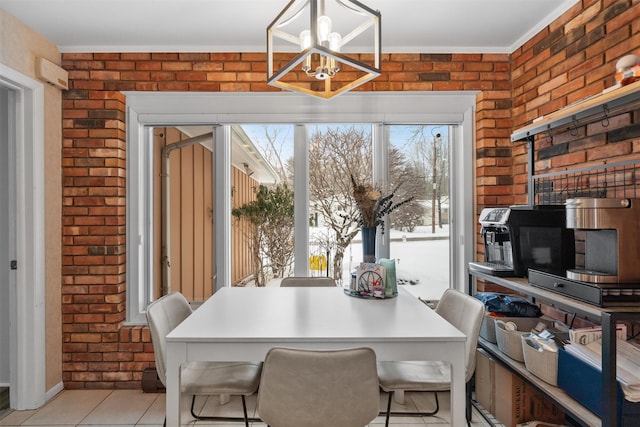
[0,0,579,54]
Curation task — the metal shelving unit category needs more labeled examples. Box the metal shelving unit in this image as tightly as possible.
[469,269,640,427]
[484,81,640,426]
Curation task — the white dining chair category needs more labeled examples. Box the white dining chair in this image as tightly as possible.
[279,276,336,287]
[377,288,485,427]
[257,347,380,427]
[146,292,262,426]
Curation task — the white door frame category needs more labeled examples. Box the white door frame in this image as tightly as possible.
[0,84,10,389]
[0,63,46,410]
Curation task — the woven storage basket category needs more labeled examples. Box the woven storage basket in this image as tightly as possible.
[495,320,529,362]
[481,315,543,344]
[479,314,500,343]
[521,335,558,386]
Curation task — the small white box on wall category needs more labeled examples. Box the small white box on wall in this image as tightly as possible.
[35,57,68,90]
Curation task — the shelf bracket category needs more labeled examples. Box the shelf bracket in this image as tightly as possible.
[527,135,535,205]
[602,104,610,128]
[570,115,579,136]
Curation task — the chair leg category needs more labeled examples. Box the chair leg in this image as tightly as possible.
[385,392,392,427]
[382,382,471,425]
[466,378,473,426]
[382,390,439,426]
[190,395,199,419]
[189,394,259,425]
[241,395,249,427]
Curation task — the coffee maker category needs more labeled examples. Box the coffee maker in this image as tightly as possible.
[469,205,575,277]
[565,197,640,283]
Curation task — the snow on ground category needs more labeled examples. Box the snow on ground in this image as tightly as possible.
[340,225,450,301]
[263,225,450,300]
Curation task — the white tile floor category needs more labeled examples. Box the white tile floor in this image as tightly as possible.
[0,389,494,426]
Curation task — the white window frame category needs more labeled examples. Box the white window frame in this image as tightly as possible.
[125,91,477,323]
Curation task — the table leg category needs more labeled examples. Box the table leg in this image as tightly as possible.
[166,342,186,427]
[449,342,466,427]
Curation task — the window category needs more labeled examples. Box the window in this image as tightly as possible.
[125,92,477,324]
[231,125,295,286]
[307,123,373,284]
[387,125,451,300]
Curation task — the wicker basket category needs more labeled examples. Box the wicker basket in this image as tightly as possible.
[495,320,530,362]
[479,314,499,343]
[521,335,558,386]
[480,315,544,344]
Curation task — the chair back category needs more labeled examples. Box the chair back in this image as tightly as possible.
[435,289,485,382]
[280,276,336,287]
[257,347,379,427]
[146,292,193,386]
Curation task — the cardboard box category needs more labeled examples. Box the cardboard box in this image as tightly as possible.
[494,362,527,427]
[475,349,495,412]
[491,361,566,427]
[522,383,566,425]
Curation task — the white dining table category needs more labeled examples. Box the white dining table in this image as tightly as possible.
[165,286,467,426]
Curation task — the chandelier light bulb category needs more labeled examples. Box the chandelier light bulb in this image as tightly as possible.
[317,15,332,42]
[328,32,342,52]
[299,30,311,50]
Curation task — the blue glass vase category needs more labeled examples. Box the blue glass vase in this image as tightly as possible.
[361,226,376,263]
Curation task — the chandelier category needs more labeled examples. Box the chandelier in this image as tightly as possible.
[267,0,381,99]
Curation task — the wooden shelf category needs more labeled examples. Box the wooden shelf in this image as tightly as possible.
[478,338,601,427]
[511,79,640,142]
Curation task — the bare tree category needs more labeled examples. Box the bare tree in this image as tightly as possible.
[258,126,292,182]
[388,148,426,231]
[408,126,448,232]
[308,126,424,280]
[308,126,370,280]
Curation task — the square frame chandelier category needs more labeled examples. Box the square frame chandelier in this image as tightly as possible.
[267,0,381,99]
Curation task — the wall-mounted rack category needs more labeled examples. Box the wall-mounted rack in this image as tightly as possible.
[511,79,640,143]
[511,79,640,204]
[532,159,640,205]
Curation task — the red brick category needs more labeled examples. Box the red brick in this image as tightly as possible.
[59,2,640,390]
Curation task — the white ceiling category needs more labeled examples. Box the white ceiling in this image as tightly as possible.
[0,0,579,54]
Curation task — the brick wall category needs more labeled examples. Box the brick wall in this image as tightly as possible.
[511,0,640,205]
[60,52,510,388]
[60,0,640,388]
[491,0,640,331]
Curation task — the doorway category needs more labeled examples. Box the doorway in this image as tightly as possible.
[0,63,46,411]
[0,84,11,417]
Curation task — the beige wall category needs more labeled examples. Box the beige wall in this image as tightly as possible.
[152,127,258,298]
[231,166,259,284]
[0,9,63,392]
[153,128,215,301]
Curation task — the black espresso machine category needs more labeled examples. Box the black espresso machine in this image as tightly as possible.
[468,205,575,277]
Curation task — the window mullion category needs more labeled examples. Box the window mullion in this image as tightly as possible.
[293,124,309,277]
[372,124,389,259]
[214,125,232,290]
